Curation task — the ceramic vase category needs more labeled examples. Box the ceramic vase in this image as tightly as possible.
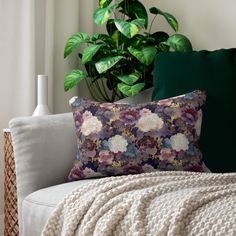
[32,75,52,116]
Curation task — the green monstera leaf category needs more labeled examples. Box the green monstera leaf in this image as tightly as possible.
[106,19,125,46]
[117,73,140,85]
[110,1,123,11]
[118,82,145,96]
[149,7,178,32]
[166,34,193,51]
[120,0,148,28]
[93,7,111,25]
[95,56,124,74]
[64,32,89,58]
[91,33,115,47]
[151,31,169,44]
[82,44,103,64]
[64,70,86,91]
[99,0,112,8]
[128,46,157,65]
[91,34,111,41]
[114,19,145,39]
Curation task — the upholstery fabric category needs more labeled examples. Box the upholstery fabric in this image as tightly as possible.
[152,49,236,172]
[8,88,153,235]
[9,113,77,235]
[69,91,207,181]
[22,179,97,236]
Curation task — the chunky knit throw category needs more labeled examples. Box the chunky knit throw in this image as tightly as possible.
[42,171,236,236]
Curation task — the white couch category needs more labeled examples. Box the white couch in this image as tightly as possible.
[9,88,153,236]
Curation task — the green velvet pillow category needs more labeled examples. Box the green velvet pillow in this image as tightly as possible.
[152,49,236,173]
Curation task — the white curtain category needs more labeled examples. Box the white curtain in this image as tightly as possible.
[0,0,97,230]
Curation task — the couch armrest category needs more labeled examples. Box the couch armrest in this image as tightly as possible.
[9,113,76,232]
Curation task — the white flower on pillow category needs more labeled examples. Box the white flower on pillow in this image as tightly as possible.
[195,110,202,136]
[81,113,102,136]
[69,96,78,105]
[83,111,93,120]
[139,108,152,116]
[108,135,128,153]
[170,133,189,152]
[137,109,164,132]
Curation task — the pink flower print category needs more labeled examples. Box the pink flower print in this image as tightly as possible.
[98,150,114,164]
[181,108,198,124]
[159,148,176,162]
[157,99,172,106]
[82,110,93,120]
[120,109,140,124]
[139,108,152,117]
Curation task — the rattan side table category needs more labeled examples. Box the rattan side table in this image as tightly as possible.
[3,129,19,236]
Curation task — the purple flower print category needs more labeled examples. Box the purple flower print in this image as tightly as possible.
[80,139,97,152]
[68,166,85,181]
[74,112,83,127]
[68,90,207,181]
[98,150,114,164]
[120,109,141,124]
[181,108,198,124]
[137,136,157,149]
[123,164,142,175]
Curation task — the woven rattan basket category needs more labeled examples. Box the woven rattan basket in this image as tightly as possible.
[4,130,19,236]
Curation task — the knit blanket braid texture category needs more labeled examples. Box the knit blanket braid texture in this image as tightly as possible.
[41,171,236,236]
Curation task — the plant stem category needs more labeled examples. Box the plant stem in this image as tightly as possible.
[148,15,157,35]
[100,77,111,100]
[114,77,124,99]
[111,89,116,102]
[122,0,127,21]
[85,77,101,101]
[143,65,147,85]
[94,79,110,101]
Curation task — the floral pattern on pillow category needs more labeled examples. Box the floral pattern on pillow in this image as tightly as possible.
[68,90,207,181]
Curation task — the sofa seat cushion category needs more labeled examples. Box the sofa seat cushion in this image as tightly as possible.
[22,179,97,236]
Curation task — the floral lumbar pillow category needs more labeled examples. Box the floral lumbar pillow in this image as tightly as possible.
[68,90,207,181]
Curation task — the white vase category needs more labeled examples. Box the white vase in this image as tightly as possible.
[32,75,52,116]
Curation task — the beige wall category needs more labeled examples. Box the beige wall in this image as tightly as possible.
[143,0,236,50]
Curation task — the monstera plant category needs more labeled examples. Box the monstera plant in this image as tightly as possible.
[64,0,192,102]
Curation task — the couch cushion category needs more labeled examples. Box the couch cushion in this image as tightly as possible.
[9,112,78,235]
[22,179,97,236]
[152,49,236,173]
[68,90,208,181]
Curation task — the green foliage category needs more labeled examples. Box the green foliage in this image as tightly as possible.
[128,46,157,66]
[64,70,86,91]
[166,34,193,52]
[64,33,89,58]
[95,56,124,74]
[114,19,145,38]
[117,73,140,85]
[118,83,145,96]
[149,7,178,32]
[82,44,103,64]
[64,0,193,101]
[93,7,111,25]
[99,0,112,8]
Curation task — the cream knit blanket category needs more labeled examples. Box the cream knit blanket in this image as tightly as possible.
[42,171,236,236]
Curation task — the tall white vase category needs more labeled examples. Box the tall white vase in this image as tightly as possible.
[32,75,52,116]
